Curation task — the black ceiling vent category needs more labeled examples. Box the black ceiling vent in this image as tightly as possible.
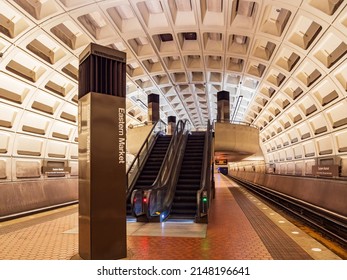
[160,33,173,42]
[183,32,197,40]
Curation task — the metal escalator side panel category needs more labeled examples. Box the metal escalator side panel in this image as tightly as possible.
[196,120,214,223]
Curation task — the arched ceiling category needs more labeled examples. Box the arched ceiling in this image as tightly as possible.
[1,0,347,165]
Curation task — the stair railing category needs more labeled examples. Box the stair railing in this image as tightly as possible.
[196,120,214,223]
[126,120,166,199]
[131,119,190,220]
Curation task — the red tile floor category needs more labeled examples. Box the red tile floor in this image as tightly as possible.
[0,174,340,260]
[126,175,271,260]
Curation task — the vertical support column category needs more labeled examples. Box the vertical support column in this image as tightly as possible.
[148,93,160,123]
[78,43,127,260]
[217,90,230,122]
[167,116,176,135]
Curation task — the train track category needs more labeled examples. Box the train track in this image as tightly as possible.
[228,175,347,248]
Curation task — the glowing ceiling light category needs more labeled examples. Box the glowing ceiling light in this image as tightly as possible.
[86,11,107,28]
[145,0,163,14]
[115,4,134,19]
[135,36,149,46]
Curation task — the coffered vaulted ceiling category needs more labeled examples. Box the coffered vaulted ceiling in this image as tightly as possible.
[1,0,347,165]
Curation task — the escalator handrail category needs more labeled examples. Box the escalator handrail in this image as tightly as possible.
[196,120,213,220]
[126,120,166,195]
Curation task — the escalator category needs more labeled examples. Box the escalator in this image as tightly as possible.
[168,132,205,220]
[127,134,172,215]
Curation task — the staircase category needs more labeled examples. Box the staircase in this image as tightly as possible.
[169,132,205,220]
[127,135,172,216]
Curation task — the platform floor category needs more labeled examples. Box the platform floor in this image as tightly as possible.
[0,174,341,260]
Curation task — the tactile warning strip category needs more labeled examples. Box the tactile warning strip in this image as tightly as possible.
[229,187,313,260]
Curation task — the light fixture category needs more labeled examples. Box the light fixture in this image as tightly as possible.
[231,95,243,122]
[145,0,163,14]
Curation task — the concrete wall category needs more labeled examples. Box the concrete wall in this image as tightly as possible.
[127,124,154,155]
[0,178,78,219]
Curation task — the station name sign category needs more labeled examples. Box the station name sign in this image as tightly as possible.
[118,107,126,164]
[42,166,71,177]
[312,165,339,177]
[215,159,228,165]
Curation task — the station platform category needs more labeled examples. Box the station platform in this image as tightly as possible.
[0,174,341,260]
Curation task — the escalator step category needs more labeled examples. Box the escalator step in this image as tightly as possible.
[173,197,196,202]
[177,178,201,183]
[175,190,198,196]
[176,186,200,191]
[171,203,196,210]
[180,169,202,173]
[179,174,201,179]
[170,209,196,214]
[181,161,202,165]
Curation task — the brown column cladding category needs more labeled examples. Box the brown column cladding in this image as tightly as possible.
[78,43,126,99]
[217,90,230,122]
[167,116,176,135]
[148,93,160,122]
[78,43,127,260]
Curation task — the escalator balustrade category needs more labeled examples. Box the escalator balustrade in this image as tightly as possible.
[126,135,172,215]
